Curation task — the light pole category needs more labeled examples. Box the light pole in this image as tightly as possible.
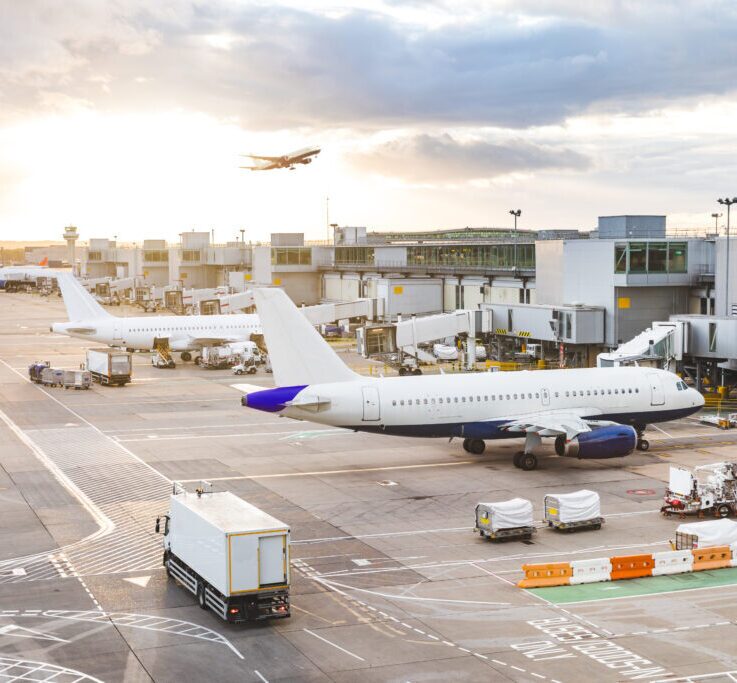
[509,209,521,269]
[717,198,737,316]
[712,213,722,233]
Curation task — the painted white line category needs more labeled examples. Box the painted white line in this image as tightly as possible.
[491,659,507,666]
[178,460,475,483]
[115,429,338,443]
[302,629,365,662]
[650,423,673,438]
[254,671,268,683]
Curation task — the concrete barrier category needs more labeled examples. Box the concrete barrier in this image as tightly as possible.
[518,563,572,588]
[692,546,731,571]
[610,554,654,580]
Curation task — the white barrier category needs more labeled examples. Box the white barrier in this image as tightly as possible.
[570,557,612,585]
[652,550,694,575]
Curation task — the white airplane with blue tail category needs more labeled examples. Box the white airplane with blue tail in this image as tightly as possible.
[239,288,704,470]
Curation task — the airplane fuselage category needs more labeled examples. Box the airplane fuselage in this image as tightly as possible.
[52,313,262,351]
[244,366,703,438]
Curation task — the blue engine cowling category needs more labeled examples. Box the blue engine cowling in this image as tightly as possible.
[558,425,637,459]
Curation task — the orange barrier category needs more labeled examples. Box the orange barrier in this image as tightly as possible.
[609,554,654,580]
[692,546,732,571]
[518,562,572,588]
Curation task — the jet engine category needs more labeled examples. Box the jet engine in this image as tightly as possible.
[556,425,637,459]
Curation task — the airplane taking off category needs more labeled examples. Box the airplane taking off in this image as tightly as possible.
[240,288,704,470]
[240,147,320,171]
[51,274,261,364]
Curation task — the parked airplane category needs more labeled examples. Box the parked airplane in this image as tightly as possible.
[240,147,320,171]
[239,288,704,470]
[51,274,262,365]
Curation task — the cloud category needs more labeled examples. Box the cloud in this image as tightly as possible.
[352,133,589,182]
[1,1,737,129]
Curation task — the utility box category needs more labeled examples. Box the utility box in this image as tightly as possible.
[158,489,290,622]
[86,349,132,385]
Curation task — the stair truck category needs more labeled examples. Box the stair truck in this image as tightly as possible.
[156,486,291,622]
[86,348,132,385]
[475,498,535,541]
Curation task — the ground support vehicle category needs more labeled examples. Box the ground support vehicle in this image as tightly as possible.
[28,361,50,383]
[233,360,258,375]
[62,370,91,390]
[700,414,737,430]
[475,499,535,541]
[86,348,132,385]
[197,346,239,369]
[156,486,290,622]
[544,490,604,532]
[662,462,737,518]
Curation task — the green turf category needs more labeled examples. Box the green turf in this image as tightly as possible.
[527,566,737,604]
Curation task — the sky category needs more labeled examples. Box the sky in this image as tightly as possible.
[2,0,737,243]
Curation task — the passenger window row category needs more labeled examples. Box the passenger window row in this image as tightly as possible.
[391,387,639,407]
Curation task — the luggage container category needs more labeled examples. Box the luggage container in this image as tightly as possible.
[672,518,737,550]
[475,498,535,541]
[62,370,91,390]
[157,486,290,622]
[40,367,64,387]
[544,490,604,532]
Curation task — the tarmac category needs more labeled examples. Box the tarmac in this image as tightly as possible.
[2,290,737,682]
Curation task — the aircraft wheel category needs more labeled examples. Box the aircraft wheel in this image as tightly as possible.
[412,368,422,376]
[717,504,730,518]
[167,360,176,369]
[519,453,538,471]
[513,452,523,468]
[468,439,486,455]
[181,351,192,362]
[637,438,650,452]
[462,438,472,453]
[554,435,566,457]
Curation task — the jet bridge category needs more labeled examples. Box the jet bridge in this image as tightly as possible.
[597,322,687,372]
[357,310,491,371]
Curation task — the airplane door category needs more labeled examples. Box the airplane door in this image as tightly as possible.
[541,388,550,406]
[362,386,380,421]
[648,373,665,406]
[113,322,123,342]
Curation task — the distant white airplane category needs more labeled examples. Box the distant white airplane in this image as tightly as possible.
[240,146,321,171]
[51,274,262,365]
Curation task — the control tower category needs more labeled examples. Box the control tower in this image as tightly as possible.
[63,225,78,273]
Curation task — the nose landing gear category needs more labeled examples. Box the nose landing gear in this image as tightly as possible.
[635,425,649,451]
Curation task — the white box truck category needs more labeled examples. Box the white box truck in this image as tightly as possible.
[156,489,290,622]
[86,348,132,385]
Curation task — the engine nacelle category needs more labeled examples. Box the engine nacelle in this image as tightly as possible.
[557,425,637,459]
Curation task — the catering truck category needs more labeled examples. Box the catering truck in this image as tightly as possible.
[86,348,132,385]
[156,487,290,622]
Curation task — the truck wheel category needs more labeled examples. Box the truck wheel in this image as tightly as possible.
[717,504,730,518]
[248,366,257,374]
[197,582,207,610]
[194,356,202,366]
[235,369,243,375]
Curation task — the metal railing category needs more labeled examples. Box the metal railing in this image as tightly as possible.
[316,258,535,273]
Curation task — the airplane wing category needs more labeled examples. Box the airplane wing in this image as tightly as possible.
[497,409,616,440]
[242,154,282,162]
[239,164,278,171]
[187,335,246,347]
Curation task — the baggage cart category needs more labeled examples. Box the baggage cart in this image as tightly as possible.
[672,518,737,550]
[40,367,64,387]
[63,370,91,390]
[28,361,50,383]
[544,490,604,532]
[475,498,535,541]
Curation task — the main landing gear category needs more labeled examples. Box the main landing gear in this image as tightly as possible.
[462,438,486,455]
[635,425,649,452]
[513,432,542,471]
[180,351,192,362]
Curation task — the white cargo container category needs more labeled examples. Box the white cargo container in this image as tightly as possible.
[157,489,290,622]
[86,348,132,385]
[475,498,535,541]
[544,490,603,532]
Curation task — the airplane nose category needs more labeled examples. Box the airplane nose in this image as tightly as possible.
[692,388,705,407]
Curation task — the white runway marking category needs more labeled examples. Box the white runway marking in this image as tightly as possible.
[114,428,340,442]
[302,628,365,661]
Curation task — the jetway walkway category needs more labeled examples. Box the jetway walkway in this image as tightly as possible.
[302,299,375,325]
[597,322,686,371]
